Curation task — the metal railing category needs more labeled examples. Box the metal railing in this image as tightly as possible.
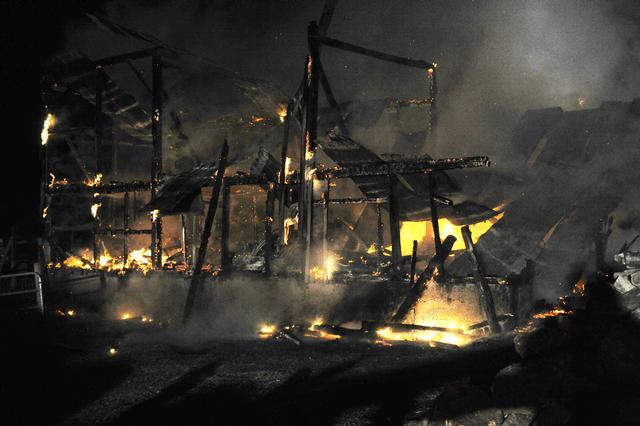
[0,272,44,316]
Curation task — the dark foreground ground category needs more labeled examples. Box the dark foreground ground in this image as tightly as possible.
[4,279,640,426]
[1,317,519,425]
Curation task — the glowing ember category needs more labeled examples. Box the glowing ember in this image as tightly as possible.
[41,113,55,145]
[66,309,76,316]
[376,326,470,347]
[578,96,586,109]
[91,203,101,218]
[85,173,103,187]
[306,168,317,180]
[120,312,133,320]
[108,347,118,356]
[277,104,287,123]
[533,308,573,319]
[48,173,68,188]
[258,324,277,338]
[151,209,160,222]
[42,206,48,219]
[284,157,294,182]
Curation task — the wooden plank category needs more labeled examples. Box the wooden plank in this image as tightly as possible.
[183,141,229,323]
[410,240,418,284]
[388,175,402,280]
[461,226,501,334]
[264,185,276,276]
[151,52,163,268]
[391,235,456,322]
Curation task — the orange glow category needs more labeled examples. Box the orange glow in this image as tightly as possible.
[277,104,287,123]
[533,308,573,319]
[41,113,55,145]
[395,210,505,255]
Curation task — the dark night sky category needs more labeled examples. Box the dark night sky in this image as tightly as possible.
[3,0,640,240]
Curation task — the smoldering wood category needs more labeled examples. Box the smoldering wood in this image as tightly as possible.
[388,175,402,280]
[410,240,418,284]
[123,193,129,266]
[429,171,443,270]
[312,197,388,205]
[391,235,457,322]
[312,156,490,180]
[376,203,384,270]
[361,320,466,335]
[95,228,152,235]
[298,55,311,245]
[46,180,151,194]
[461,225,501,334]
[278,102,292,246]
[183,141,229,323]
[250,147,280,182]
[151,52,163,269]
[313,34,435,70]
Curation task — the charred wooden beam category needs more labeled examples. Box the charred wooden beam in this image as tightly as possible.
[150,52,163,269]
[303,22,321,283]
[322,180,330,282]
[461,225,501,334]
[278,102,292,246]
[49,47,158,79]
[264,184,276,276]
[123,193,129,267]
[224,174,272,186]
[391,235,456,322]
[312,156,490,180]
[429,171,443,271]
[312,197,388,205]
[95,228,152,235]
[410,240,418,284]
[183,141,229,323]
[388,175,402,280]
[313,34,435,70]
[362,320,466,335]
[318,0,339,34]
[376,203,385,271]
[46,180,151,194]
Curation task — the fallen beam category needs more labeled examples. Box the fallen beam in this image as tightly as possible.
[312,156,490,180]
[314,35,435,70]
[47,180,151,194]
[183,141,229,323]
[391,235,457,322]
[461,225,501,334]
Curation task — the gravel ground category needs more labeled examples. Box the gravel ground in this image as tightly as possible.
[1,320,516,425]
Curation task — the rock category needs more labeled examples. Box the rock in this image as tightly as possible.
[597,327,640,383]
[501,406,537,426]
[513,320,569,359]
[428,383,503,426]
[492,353,596,407]
[531,401,572,425]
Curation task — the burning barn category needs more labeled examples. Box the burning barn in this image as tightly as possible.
[5,1,640,424]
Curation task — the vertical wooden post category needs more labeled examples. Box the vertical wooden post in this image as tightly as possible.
[221,181,231,273]
[278,102,291,247]
[298,56,311,245]
[123,192,129,271]
[428,172,443,272]
[264,184,276,276]
[322,179,330,282]
[376,202,384,271]
[461,226,500,334]
[410,240,418,284]
[181,214,188,269]
[303,21,320,283]
[93,71,103,269]
[151,51,163,269]
[183,141,229,323]
[388,175,402,280]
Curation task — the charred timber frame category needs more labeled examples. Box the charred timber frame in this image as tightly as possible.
[42,47,165,271]
[277,102,292,247]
